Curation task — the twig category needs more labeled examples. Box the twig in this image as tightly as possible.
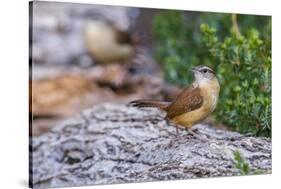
[231,14,241,38]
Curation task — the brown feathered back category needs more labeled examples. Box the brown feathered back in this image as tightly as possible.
[166,86,203,119]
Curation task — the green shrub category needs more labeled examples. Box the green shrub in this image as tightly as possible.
[152,11,271,137]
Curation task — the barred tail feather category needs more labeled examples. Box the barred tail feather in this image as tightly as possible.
[130,99,171,110]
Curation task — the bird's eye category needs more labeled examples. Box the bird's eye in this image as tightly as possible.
[202,69,208,73]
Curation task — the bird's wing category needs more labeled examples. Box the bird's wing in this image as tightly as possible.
[166,86,203,119]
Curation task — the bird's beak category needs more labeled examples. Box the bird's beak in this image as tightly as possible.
[190,67,197,73]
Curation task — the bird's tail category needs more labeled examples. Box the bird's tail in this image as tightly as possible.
[130,99,171,110]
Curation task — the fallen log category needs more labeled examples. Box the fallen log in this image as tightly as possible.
[31,103,271,188]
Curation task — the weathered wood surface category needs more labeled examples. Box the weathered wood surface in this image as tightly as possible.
[31,104,271,188]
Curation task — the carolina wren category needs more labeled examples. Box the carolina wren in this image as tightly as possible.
[131,65,220,133]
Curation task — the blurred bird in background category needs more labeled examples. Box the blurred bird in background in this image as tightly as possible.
[84,20,139,64]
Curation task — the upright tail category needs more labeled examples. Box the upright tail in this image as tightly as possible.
[130,99,171,110]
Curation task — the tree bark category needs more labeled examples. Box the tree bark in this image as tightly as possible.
[31,104,271,189]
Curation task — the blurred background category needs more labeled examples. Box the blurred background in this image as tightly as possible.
[30,1,271,137]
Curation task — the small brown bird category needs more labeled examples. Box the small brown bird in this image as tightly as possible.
[131,65,220,135]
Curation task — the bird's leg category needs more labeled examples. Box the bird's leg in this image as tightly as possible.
[167,124,185,147]
[165,118,182,138]
[175,125,187,139]
[176,125,179,135]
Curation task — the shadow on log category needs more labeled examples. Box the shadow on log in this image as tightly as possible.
[31,104,271,188]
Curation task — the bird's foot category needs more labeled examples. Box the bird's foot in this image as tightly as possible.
[186,128,209,142]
